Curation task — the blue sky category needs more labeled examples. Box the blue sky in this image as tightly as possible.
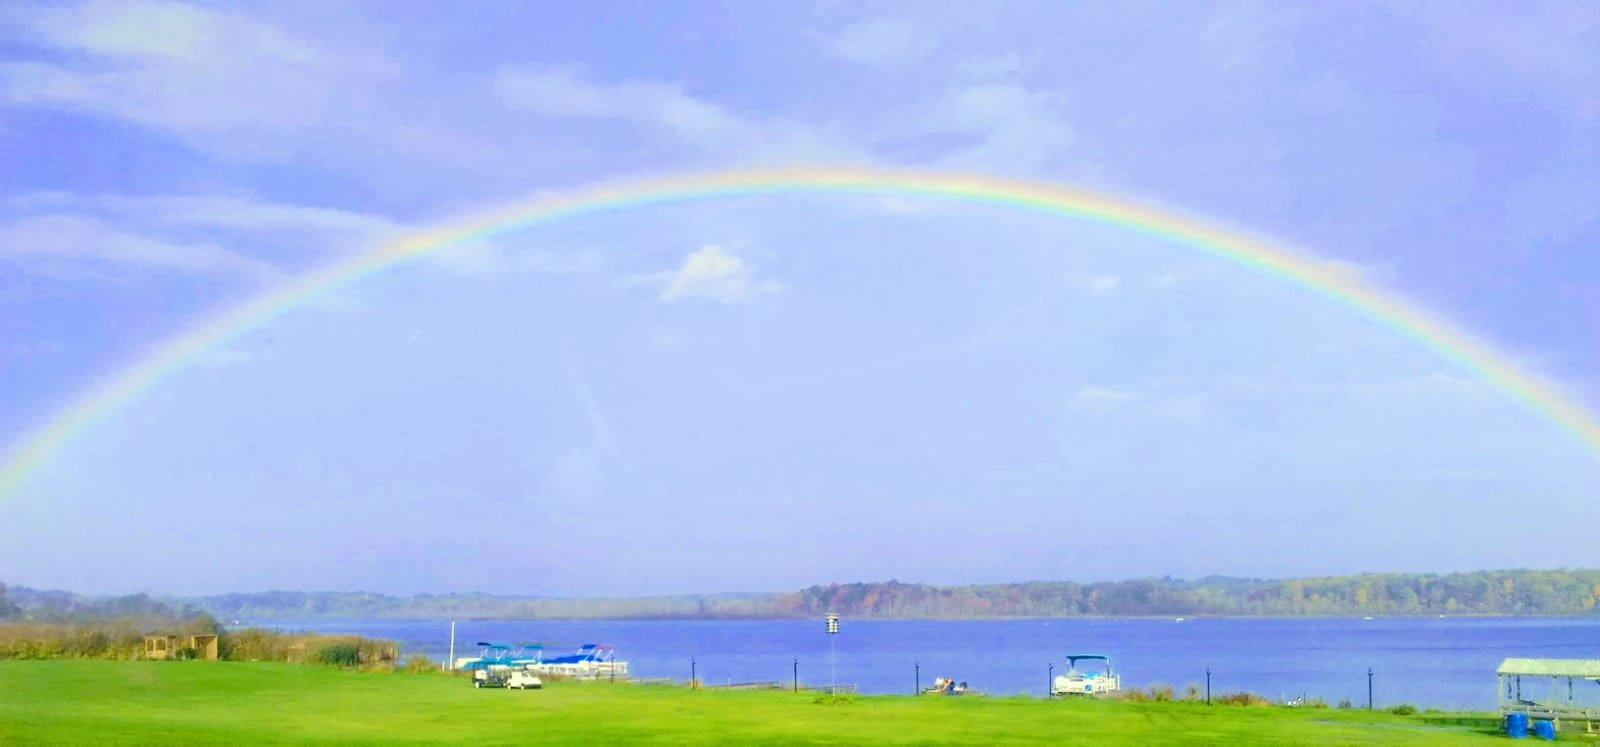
[1,1,1597,595]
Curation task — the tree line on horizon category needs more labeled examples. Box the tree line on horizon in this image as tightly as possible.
[6,570,1598,621]
[776,569,1600,618]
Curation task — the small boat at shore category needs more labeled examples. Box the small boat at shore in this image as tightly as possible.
[1051,654,1120,697]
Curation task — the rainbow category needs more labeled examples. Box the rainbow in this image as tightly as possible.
[2,166,1597,498]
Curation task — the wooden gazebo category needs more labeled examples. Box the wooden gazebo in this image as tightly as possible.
[143,633,219,660]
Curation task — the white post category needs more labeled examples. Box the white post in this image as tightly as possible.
[825,612,839,697]
[447,619,456,671]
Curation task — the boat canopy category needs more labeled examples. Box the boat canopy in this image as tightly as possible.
[1066,654,1112,666]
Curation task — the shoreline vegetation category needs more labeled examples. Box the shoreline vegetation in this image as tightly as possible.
[7,569,1597,622]
[0,660,1505,745]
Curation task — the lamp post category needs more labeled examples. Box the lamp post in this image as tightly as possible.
[1048,663,1054,698]
[691,658,696,690]
[446,619,456,672]
[1367,667,1374,710]
[825,612,840,697]
[915,662,920,695]
[1206,667,1211,705]
[793,658,799,692]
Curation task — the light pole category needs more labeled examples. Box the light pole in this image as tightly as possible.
[1206,667,1211,705]
[1048,663,1054,698]
[915,662,920,695]
[1367,667,1374,710]
[793,658,799,692]
[691,658,697,689]
[825,612,840,698]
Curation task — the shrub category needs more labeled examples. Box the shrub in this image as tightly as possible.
[1337,697,1352,709]
[1147,683,1176,702]
[314,643,360,667]
[1182,684,1202,702]
[1214,691,1272,707]
[1389,704,1416,716]
[404,655,438,673]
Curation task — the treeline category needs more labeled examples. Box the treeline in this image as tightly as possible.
[193,590,779,621]
[7,570,1599,621]
[779,570,1600,618]
[0,582,208,623]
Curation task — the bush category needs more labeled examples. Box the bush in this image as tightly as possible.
[218,630,397,666]
[1389,704,1416,716]
[314,643,360,667]
[0,620,145,660]
[1214,691,1272,707]
[1182,684,1202,702]
[404,654,438,673]
[1147,683,1176,702]
[1337,697,1352,709]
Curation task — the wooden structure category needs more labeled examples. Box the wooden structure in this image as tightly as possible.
[144,633,219,660]
[1497,658,1600,732]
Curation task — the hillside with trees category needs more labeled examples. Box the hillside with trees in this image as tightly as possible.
[4,569,1596,621]
[776,570,1600,618]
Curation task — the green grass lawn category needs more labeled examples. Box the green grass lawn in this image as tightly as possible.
[0,660,1514,745]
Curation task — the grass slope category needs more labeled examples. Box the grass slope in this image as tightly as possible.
[0,661,1508,745]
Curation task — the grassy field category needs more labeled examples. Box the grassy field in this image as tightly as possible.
[0,660,1518,745]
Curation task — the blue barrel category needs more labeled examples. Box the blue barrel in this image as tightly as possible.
[1505,712,1528,738]
[1533,719,1556,740]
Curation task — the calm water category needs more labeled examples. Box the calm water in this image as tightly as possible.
[261,616,1600,710]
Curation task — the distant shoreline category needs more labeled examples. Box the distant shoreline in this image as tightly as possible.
[11,568,1598,623]
[239,611,1600,623]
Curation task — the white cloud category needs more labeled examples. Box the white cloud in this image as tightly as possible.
[13,192,397,236]
[495,66,749,148]
[1088,275,1121,294]
[929,82,1079,172]
[0,192,409,279]
[0,214,279,278]
[0,1,391,137]
[493,66,851,161]
[831,18,939,69]
[658,245,779,304]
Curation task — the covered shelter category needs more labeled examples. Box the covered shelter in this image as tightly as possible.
[1497,658,1600,731]
[144,633,220,660]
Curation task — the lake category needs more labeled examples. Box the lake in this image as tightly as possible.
[260,616,1600,710]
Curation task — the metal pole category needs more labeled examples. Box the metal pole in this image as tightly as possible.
[793,658,798,692]
[1048,663,1054,698]
[1206,667,1211,705]
[915,662,920,695]
[1367,667,1373,710]
[446,619,455,672]
[692,658,697,689]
